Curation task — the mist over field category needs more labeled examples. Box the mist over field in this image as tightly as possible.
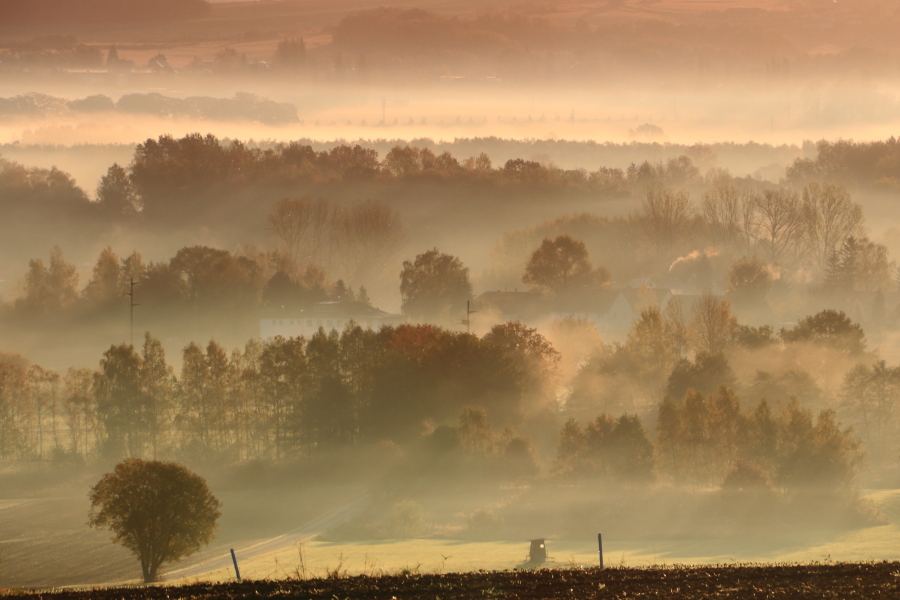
[5,0,900,591]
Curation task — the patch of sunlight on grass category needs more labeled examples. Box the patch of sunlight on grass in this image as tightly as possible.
[169,489,900,584]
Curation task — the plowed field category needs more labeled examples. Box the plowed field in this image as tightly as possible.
[4,563,900,599]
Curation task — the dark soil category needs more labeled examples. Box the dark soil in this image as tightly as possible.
[5,562,900,599]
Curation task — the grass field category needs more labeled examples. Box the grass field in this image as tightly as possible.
[187,489,900,584]
[4,484,897,589]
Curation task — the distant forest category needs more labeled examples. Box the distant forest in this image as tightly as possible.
[4,4,900,82]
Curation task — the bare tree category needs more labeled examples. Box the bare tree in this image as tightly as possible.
[802,183,864,271]
[267,197,312,263]
[689,294,738,355]
[640,189,694,254]
[332,200,405,287]
[701,183,755,254]
[267,196,336,268]
[751,188,804,264]
[307,197,334,266]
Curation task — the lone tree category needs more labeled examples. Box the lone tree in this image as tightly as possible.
[89,458,221,582]
[523,235,608,293]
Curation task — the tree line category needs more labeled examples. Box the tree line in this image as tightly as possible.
[490,179,892,307]
[0,322,559,462]
[554,387,861,491]
[98,133,641,221]
[787,138,900,189]
[0,303,888,489]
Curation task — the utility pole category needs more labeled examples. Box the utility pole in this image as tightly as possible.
[126,277,139,347]
[382,96,386,123]
[460,300,478,334]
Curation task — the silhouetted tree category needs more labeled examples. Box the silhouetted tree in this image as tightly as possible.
[84,247,122,305]
[522,235,606,293]
[94,344,145,459]
[400,249,472,322]
[666,352,736,400]
[780,309,866,355]
[19,246,79,314]
[96,163,137,216]
[88,458,220,583]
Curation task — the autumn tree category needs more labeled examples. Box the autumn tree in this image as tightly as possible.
[626,307,681,384]
[19,246,79,313]
[666,352,736,400]
[522,235,607,293]
[726,255,772,310]
[826,236,892,292]
[553,414,653,482]
[88,458,221,582]
[776,402,863,488]
[96,163,137,216]
[400,249,472,322]
[483,321,561,401]
[780,309,866,355]
[63,367,98,458]
[120,251,147,290]
[94,344,145,458]
[689,294,738,355]
[84,247,122,305]
[140,334,174,459]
